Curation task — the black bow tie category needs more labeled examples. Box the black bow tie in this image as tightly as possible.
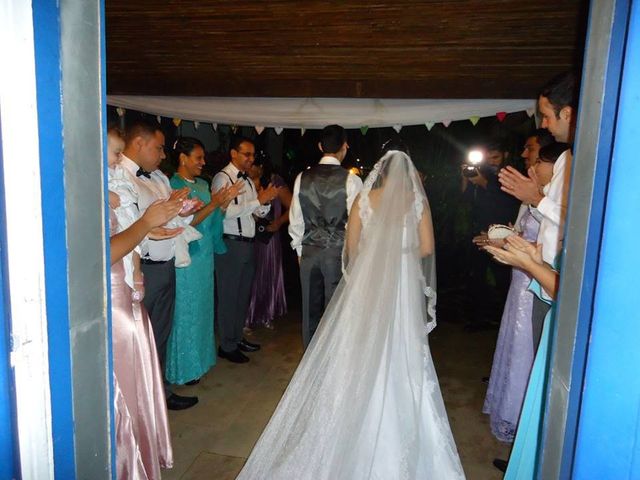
[237,171,249,180]
[136,168,151,179]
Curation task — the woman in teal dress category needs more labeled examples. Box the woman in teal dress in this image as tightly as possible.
[485,235,560,479]
[166,137,241,385]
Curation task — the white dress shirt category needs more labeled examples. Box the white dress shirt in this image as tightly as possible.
[530,149,572,266]
[118,155,192,262]
[288,156,364,256]
[212,162,270,238]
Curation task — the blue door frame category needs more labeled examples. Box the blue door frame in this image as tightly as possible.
[0,115,18,480]
[571,2,640,478]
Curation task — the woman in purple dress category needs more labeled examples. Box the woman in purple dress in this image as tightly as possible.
[482,209,539,441]
[482,139,564,443]
[245,152,292,330]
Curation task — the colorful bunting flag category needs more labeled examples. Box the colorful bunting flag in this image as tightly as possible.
[116,107,125,117]
[442,120,452,128]
[425,122,435,131]
[360,125,369,135]
[172,118,182,127]
[301,128,306,136]
[212,123,218,131]
[469,116,480,126]
[156,115,161,123]
[496,112,507,122]
[275,127,284,135]
[194,121,200,130]
[255,126,265,135]
[526,107,536,117]
[393,124,402,133]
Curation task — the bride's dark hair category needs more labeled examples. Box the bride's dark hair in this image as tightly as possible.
[380,137,410,157]
[374,138,412,188]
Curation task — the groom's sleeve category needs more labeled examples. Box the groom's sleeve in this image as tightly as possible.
[346,174,364,213]
[288,173,304,257]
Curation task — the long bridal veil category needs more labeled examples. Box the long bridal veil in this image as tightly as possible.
[237,151,464,480]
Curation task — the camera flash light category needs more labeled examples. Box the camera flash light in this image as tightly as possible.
[467,150,484,165]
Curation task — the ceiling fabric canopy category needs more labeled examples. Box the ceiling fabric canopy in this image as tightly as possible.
[106,96,535,129]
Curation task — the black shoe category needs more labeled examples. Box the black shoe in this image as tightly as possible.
[482,376,490,384]
[218,347,249,363]
[493,458,508,473]
[166,393,198,410]
[238,338,261,352]
[185,378,200,386]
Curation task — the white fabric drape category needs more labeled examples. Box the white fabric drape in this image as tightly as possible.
[107,96,534,129]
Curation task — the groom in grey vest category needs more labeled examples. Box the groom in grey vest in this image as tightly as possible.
[289,125,363,348]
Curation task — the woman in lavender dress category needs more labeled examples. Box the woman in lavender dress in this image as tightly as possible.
[245,152,292,329]
[482,139,564,442]
[482,209,539,441]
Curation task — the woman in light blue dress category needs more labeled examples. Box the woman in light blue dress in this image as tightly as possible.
[166,137,240,385]
[485,235,560,479]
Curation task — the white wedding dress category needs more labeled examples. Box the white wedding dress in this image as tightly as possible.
[237,151,465,480]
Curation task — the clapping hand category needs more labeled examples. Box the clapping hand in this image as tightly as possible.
[498,167,544,206]
[169,187,190,203]
[257,183,280,205]
[148,226,184,240]
[179,198,205,217]
[142,199,184,240]
[484,235,542,269]
[473,230,507,248]
[212,182,244,209]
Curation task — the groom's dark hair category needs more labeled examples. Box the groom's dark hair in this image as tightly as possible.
[320,125,347,154]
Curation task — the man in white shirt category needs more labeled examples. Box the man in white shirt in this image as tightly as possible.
[212,136,279,363]
[289,125,363,348]
[498,71,578,348]
[120,119,199,410]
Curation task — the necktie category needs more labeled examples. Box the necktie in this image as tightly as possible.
[136,168,151,179]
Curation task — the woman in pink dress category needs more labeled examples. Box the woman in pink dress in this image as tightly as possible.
[107,126,183,479]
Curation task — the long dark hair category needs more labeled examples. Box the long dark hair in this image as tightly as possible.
[254,149,274,187]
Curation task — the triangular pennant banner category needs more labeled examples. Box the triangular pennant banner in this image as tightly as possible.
[425,121,435,131]
[116,107,125,117]
[156,115,161,123]
[301,128,306,136]
[172,118,182,127]
[212,123,217,131]
[360,125,369,135]
[442,119,452,128]
[526,107,536,117]
[194,121,200,130]
[392,124,402,133]
[274,127,284,135]
[231,125,238,134]
[469,116,480,126]
[255,126,265,135]
[496,112,507,122]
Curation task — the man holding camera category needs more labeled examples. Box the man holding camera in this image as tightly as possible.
[461,140,520,330]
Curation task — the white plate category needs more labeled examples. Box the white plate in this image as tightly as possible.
[487,224,516,240]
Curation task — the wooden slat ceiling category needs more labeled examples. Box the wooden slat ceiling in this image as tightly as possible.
[106,0,588,98]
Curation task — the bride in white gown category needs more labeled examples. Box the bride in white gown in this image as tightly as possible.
[237,147,465,480]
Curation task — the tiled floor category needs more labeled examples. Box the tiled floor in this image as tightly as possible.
[163,312,510,479]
